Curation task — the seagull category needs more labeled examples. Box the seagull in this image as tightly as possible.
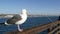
[5,9,27,32]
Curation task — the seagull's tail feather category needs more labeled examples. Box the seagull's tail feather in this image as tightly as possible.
[0,23,6,26]
[5,21,12,25]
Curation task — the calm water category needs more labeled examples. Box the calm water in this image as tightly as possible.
[0,16,59,34]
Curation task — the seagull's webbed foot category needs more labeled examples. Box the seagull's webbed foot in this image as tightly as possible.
[18,28,23,32]
[17,24,23,32]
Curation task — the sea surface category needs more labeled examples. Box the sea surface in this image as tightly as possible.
[0,16,59,34]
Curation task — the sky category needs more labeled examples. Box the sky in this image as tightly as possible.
[0,0,60,16]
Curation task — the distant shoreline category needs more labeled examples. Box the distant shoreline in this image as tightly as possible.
[0,14,59,18]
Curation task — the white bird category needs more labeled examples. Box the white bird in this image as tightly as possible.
[5,9,27,32]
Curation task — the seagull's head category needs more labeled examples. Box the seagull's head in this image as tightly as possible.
[21,9,28,15]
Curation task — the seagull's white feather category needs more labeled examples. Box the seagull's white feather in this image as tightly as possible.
[15,9,27,24]
[5,9,27,25]
[5,9,27,32]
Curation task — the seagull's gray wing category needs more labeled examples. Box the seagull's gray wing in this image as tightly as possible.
[7,15,22,24]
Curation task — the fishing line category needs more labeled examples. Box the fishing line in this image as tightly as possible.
[47,16,53,22]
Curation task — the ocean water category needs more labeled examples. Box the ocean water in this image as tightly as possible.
[0,16,59,34]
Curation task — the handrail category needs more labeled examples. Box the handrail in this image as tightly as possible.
[5,20,60,34]
[48,26,60,34]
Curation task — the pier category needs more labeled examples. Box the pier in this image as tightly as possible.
[5,21,60,34]
[4,16,60,34]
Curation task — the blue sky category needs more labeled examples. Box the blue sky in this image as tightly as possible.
[0,0,60,15]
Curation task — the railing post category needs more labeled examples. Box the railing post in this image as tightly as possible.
[58,16,60,20]
[48,27,53,32]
